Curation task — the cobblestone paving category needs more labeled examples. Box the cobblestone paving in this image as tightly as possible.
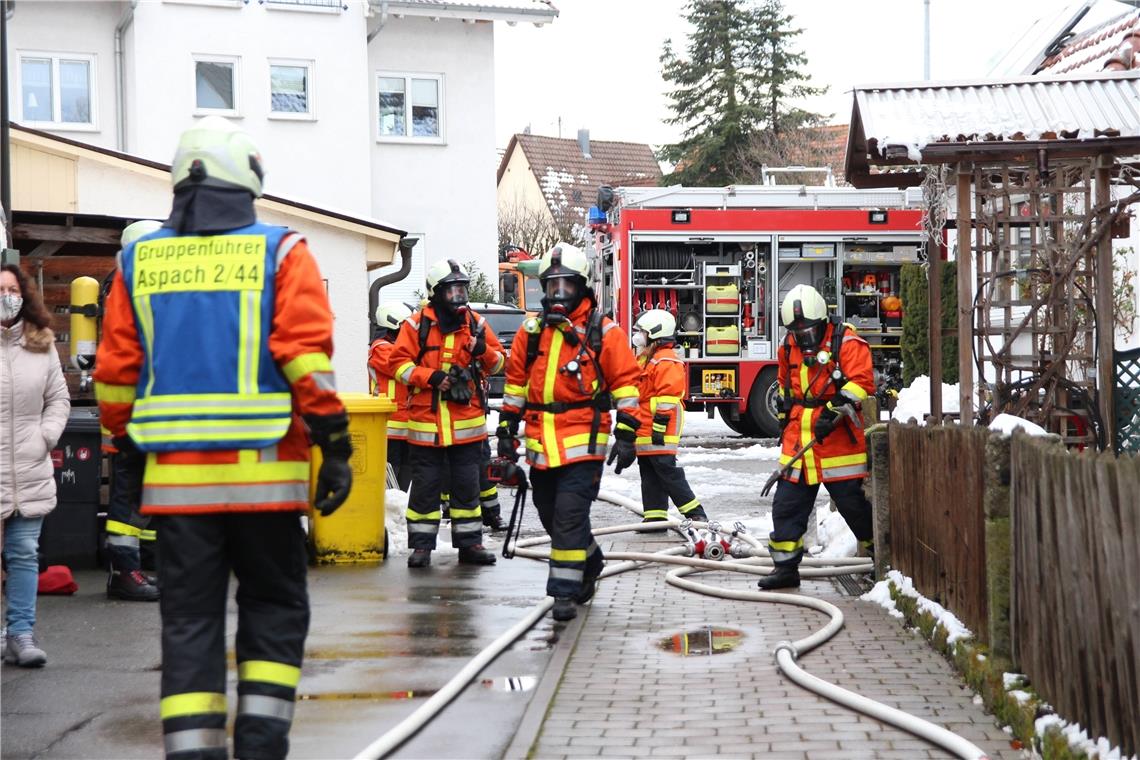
[529,530,1024,760]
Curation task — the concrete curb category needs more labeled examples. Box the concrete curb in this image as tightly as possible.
[502,604,588,759]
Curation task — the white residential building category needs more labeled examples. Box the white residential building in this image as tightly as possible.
[6,0,558,310]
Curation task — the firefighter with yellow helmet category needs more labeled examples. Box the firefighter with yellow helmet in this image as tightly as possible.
[95,116,351,760]
[102,219,164,602]
[759,284,875,590]
[498,242,641,622]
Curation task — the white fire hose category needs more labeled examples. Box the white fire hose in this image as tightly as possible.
[353,488,990,760]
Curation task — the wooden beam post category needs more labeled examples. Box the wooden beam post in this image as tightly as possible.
[1094,153,1115,449]
[957,163,974,424]
[929,213,943,422]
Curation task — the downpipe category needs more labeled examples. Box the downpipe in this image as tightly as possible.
[354,492,988,760]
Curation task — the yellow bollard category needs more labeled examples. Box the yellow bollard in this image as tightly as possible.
[309,393,395,564]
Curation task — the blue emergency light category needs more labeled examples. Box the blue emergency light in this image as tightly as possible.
[587,206,606,225]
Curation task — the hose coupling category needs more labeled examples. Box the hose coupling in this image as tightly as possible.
[773,640,798,660]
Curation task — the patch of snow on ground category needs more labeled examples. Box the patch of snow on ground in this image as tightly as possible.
[890,375,960,425]
[860,577,905,619]
[863,570,973,645]
[813,508,858,559]
[988,413,1049,437]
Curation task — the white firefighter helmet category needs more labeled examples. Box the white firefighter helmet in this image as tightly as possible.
[538,242,589,282]
[425,259,470,293]
[375,301,412,332]
[634,309,677,341]
[120,220,163,249]
[780,284,829,349]
[171,116,265,197]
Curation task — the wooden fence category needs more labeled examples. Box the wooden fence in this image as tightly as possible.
[1010,434,1139,755]
[887,423,990,639]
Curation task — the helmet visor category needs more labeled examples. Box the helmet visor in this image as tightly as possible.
[544,277,579,303]
[440,282,468,308]
[791,324,825,350]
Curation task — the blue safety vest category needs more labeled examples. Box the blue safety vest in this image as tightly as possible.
[120,222,295,451]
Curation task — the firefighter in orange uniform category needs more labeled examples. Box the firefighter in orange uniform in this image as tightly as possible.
[630,309,708,526]
[759,284,874,590]
[498,243,641,622]
[390,260,504,568]
[368,301,412,491]
[94,117,352,760]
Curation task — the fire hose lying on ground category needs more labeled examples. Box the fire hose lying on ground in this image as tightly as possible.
[353,489,991,760]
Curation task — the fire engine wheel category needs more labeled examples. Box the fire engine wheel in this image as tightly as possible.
[747,367,782,438]
[717,405,763,437]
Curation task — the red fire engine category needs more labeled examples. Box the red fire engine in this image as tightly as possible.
[590,184,927,437]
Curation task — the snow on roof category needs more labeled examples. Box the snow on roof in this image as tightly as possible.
[378,0,558,24]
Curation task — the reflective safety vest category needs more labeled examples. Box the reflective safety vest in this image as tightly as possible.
[501,298,641,469]
[367,337,409,440]
[118,223,295,452]
[634,343,685,456]
[778,321,874,485]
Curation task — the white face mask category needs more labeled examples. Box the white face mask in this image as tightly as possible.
[0,294,23,322]
[631,331,648,349]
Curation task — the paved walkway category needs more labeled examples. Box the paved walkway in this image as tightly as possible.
[514,529,1021,760]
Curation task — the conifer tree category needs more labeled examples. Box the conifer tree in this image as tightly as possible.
[659,0,827,186]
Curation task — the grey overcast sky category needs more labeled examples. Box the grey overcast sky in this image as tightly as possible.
[493,0,1108,150]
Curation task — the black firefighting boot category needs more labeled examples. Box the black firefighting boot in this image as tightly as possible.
[457,544,497,565]
[640,516,669,531]
[552,597,577,621]
[407,549,432,568]
[682,505,708,522]
[756,565,801,590]
[107,568,160,601]
[483,511,508,532]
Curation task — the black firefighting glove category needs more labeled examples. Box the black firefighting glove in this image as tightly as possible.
[471,329,487,358]
[812,403,842,443]
[651,413,669,446]
[428,370,448,388]
[496,412,521,459]
[305,412,353,516]
[607,412,639,475]
[111,434,145,468]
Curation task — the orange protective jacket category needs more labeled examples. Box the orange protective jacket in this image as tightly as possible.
[368,337,409,440]
[389,305,504,447]
[501,298,641,469]
[778,321,873,485]
[94,234,344,515]
[634,343,686,456]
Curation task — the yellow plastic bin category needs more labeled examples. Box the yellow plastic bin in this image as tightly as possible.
[309,392,395,564]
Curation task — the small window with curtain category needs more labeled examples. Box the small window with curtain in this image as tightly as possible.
[18,52,96,129]
[376,72,443,143]
[269,60,314,119]
[194,55,239,115]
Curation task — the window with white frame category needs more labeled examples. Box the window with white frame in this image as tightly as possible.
[194,56,239,115]
[269,60,313,118]
[376,73,443,142]
[19,52,96,128]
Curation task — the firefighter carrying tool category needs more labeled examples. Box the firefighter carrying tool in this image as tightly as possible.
[498,242,641,622]
[94,116,352,760]
[390,259,505,568]
[757,284,875,591]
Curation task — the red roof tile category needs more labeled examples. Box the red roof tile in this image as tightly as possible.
[1037,9,1140,74]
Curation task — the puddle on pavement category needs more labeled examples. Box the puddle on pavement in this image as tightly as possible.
[657,626,744,656]
[297,675,536,701]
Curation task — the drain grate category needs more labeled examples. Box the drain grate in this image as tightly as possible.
[833,573,874,597]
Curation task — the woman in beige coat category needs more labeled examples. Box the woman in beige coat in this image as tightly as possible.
[1,264,70,667]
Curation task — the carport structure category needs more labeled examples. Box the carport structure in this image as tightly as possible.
[844,70,1140,449]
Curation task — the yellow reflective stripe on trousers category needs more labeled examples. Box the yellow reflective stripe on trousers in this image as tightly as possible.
[449,507,481,519]
[542,330,564,468]
[95,382,136,403]
[769,538,803,553]
[550,548,587,562]
[105,519,141,537]
[160,691,227,719]
[282,352,333,384]
[238,660,301,688]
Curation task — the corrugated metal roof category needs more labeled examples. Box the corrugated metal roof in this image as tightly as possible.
[854,71,1140,153]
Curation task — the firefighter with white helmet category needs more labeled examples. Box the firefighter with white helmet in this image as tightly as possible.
[369,301,413,489]
[759,283,875,590]
[498,242,641,622]
[630,309,708,527]
[95,116,350,759]
[389,259,505,568]
[101,220,165,602]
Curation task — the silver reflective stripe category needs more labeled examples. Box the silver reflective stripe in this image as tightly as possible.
[453,426,485,442]
[310,371,337,392]
[768,548,802,563]
[564,444,604,460]
[164,728,227,755]
[408,429,436,444]
[277,232,305,265]
[107,534,140,548]
[600,320,617,334]
[821,464,868,479]
[238,694,295,722]
[407,522,438,534]
[480,494,500,509]
[656,402,678,412]
[525,451,548,467]
[615,397,638,410]
[451,521,482,535]
[260,443,279,463]
[635,443,675,454]
[144,482,308,507]
[503,393,525,408]
[398,366,416,383]
[240,290,258,395]
[550,567,584,582]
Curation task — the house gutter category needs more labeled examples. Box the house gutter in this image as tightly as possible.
[368,235,417,330]
[114,0,138,152]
